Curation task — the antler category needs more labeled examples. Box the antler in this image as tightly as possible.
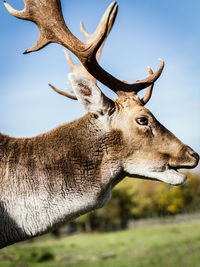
[48,82,77,100]
[48,6,117,101]
[4,0,164,97]
[141,67,154,105]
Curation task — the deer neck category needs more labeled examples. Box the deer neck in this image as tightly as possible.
[36,113,124,192]
[0,114,124,247]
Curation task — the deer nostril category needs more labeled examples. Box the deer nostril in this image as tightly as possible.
[185,146,199,164]
[191,152,199,162]
[185,146,199,159]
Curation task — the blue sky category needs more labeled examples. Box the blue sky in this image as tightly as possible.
[1,0,200,158]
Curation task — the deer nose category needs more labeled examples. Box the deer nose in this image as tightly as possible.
[189,151,199,162]
[186,146,199,164]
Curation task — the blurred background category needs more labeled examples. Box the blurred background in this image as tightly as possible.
[1,0,200,266]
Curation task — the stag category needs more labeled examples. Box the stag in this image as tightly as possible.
[2,0,199,248]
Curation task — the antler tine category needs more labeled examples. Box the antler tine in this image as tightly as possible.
[64,49,75,71]
[141,67,154,105]
[80,2,117,62]
[48,83,77,100]
[4,0,164,96]
[3,1,28,19]
[80,22,90,39]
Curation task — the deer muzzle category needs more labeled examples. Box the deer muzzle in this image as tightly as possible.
[168,145,199,170]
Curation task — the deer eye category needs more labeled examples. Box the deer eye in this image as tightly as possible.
[136,117,149,126]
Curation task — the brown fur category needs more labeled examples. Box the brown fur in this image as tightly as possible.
[0,113,124,200]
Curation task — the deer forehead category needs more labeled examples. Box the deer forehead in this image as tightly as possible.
[113,98,152,122]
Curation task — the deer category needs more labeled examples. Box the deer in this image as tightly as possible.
[1,0,199,249]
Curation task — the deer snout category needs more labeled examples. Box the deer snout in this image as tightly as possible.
[185,146,199,166]
[169,145,199,169]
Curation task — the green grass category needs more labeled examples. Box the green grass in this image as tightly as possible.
[1,220,200,267]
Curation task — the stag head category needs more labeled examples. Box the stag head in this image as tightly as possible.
[68,73,198,185]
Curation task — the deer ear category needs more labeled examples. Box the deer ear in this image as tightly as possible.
[68,73,115,115]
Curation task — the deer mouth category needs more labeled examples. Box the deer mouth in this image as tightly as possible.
[125,164,188,186]
[124,157,191,185]
[162,165,187,185]
[151,167,187,185]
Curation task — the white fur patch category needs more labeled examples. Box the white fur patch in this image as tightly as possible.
[1,188,112,242]
[124,163,187,185]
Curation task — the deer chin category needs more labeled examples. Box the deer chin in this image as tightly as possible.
[124,165,187,185]
[149,168,187,185]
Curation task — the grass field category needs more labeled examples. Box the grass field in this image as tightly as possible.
[1,220,200,267]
